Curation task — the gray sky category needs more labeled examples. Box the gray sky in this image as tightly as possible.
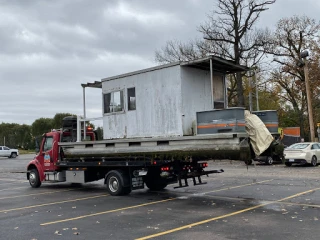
[0,0,319,125]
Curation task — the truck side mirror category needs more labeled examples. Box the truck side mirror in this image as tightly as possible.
[35,136,40,153]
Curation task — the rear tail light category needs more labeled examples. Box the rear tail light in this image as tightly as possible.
[201,162,208,168]
[161,167,170,171]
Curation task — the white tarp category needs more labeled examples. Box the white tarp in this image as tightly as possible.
[244,110,273,156]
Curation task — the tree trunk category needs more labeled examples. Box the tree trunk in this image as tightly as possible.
[236,72,245,107]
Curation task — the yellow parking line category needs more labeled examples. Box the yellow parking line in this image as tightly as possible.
[0,189,74,200]
[40,198,175,226]
[136,187,320,240]
[195,179,273,195]
[152,179,274,196]
[40,179,272,226]
[0,186,26,192]
[0,194,109,213]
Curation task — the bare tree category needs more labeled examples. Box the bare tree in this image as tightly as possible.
[199,0,276,106]
[156,0,276,107]
[263,15,320,139]
[264,15,320,81]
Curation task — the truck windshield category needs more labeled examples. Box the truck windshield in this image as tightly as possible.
[43,137,53,151]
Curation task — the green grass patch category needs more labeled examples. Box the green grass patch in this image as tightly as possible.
[19,149,36,154]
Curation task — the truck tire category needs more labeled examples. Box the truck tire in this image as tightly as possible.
[145,180,167,191]
[105,170,131,196]
[144,170,168,191]
[29,169,41,188]
[10,152,17,158]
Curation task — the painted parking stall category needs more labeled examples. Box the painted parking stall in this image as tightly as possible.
[1,157,320,240]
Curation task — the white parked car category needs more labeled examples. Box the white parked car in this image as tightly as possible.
[284,142,320,167]
[0,146,19,158]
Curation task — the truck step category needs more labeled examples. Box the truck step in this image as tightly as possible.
[174,176,207,189]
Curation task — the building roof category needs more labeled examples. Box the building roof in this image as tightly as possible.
[81,55,249,89]
[181,55,249,73]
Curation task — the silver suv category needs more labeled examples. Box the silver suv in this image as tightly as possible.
[0,146,19,158]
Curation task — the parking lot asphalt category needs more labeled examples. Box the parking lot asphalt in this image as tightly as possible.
[0,154,319,240]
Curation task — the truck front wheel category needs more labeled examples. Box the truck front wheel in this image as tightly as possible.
[105,170,131,196]
[29,169,41,188]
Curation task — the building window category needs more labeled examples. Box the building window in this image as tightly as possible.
[127,88,136,111]
[104,90,124,113]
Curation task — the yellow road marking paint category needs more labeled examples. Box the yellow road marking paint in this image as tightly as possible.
[182,194,320,209]
[40,179,272,226]
[0,189,73,200]
[136,187,320,240]
[0,194,109,213]
[41,198,175,226]
[0,186,26,192]
[152,179,274,196]
[194,179,273,195]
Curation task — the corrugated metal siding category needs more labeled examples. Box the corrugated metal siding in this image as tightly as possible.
[102,65,183,139]
[180,67,212,135]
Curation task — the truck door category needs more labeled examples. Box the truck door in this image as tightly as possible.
[2,147,10,157]
[0,147,3,157]
[40,133,58,171]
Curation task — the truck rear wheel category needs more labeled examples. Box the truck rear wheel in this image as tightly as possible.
[144,169,168,191]
[145,180,167,191]
[105,170,131,196]
[29,169,41,188]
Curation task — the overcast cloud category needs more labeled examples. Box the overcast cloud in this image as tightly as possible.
[0,0,319,125]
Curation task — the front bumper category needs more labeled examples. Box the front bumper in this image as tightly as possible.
[285,159,307,164]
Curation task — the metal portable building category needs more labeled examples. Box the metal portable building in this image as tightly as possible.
[83,56,248,140]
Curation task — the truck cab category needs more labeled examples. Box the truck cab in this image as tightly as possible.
[27,117,96,187]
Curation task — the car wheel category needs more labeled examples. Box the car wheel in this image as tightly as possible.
[285,162,292,167]
[10,152,17,158]
[265,156,273,165]
[311,156,317,167]
[29,169,41,188]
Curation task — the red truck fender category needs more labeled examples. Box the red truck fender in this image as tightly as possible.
[27,159,45,182]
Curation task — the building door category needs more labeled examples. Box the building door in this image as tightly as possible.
[212,74,225,109]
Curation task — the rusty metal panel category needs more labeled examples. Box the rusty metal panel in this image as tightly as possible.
[197,108,246,134]
[252,110,278,134]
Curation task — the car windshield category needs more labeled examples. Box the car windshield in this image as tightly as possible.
[287,143,309,149]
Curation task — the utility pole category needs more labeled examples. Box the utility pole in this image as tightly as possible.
[248,71,253,112]
[299,50,315,142]
[253,68,259,111]
[304,58,315,142]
